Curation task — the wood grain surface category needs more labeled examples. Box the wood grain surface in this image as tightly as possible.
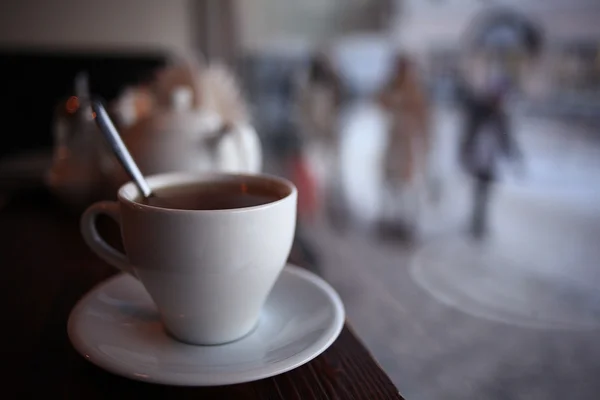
[0,190,403,399]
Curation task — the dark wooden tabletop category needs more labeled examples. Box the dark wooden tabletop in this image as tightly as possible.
[1,190,403,399]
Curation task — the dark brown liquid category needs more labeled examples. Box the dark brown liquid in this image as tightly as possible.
[139,182,282,210]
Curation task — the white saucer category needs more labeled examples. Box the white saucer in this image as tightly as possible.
[68,264,345,386]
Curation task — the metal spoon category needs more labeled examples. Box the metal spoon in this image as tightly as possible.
[91,99,153,198]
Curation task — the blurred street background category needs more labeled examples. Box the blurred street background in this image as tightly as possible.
[240,3,600,397]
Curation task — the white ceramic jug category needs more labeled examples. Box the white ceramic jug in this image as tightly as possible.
[119,85,261,182]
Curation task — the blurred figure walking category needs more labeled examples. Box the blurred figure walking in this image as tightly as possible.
[294,52,347,229]
[377,55,431,236]
[457,9,541,238]
[457,55,521,238]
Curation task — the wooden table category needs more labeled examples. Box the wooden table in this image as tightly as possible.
[1,190,403,399]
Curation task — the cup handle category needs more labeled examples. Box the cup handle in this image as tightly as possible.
[81,201,136,277]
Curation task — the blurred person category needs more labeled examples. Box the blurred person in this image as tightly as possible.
[457,54,521,238]
[456,9,543,238]
[294,52,348,229]
[377,55,431,235]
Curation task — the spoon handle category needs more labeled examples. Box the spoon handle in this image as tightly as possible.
[91,99,153,198]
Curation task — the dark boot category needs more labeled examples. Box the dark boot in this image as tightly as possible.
[471,177,491,239]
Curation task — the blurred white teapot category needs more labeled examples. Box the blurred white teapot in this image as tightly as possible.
[117,62,261,182]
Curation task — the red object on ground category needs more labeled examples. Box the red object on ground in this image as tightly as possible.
[289,155,318,219]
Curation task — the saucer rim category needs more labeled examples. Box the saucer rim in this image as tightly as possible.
[68,264,345,386]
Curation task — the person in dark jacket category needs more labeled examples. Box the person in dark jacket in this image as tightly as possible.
[456,63,521,238]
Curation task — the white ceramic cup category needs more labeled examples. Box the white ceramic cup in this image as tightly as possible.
[81,172,297,345]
